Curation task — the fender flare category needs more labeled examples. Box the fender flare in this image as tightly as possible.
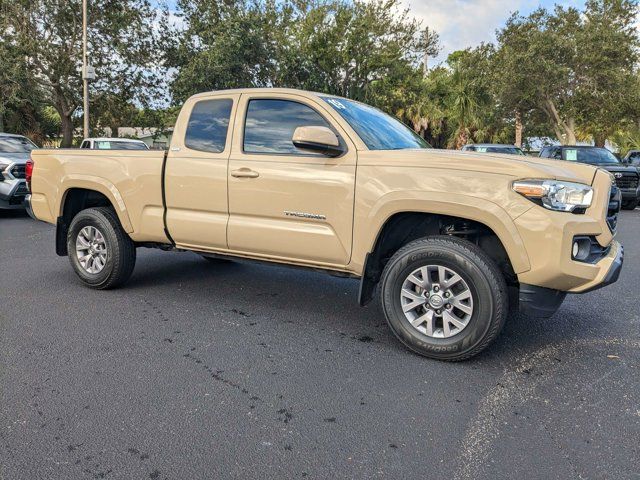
[57,175,133,233]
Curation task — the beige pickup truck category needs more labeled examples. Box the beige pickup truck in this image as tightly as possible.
[26,88,624,360]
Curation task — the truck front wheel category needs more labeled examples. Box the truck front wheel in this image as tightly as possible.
[379,236,508,361]
[67,207,136,289]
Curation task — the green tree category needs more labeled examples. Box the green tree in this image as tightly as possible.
[167,0,430,109]
[494,1,639,146]
[0,36,40,133]
[575,0,639,146]
[2,0,162,146]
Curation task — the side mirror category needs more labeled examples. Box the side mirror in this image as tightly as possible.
[292,126,344,157]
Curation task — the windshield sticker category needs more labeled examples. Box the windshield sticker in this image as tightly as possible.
[326,99,346,110]
[565,149,578,161]
[476,147,487,152]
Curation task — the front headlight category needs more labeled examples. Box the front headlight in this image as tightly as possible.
[513,179,593,212]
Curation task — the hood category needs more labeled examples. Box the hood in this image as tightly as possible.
[0,152,30,165]
[598,164,639,174]
[358,149,599,185]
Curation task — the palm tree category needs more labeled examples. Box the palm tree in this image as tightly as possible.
[447,64,481,149]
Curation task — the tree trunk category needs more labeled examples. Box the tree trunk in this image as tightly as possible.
[594,133,606,148]
[455,128,468,150]
[60,113,74,147]
[542,97,576,145]
[514,110,523,148]
[564,118,577,145]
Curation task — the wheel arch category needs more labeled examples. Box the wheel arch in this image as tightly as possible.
[57,177,132,231]
[357,202,530,306]
[56,184,131,256]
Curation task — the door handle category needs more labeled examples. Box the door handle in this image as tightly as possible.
[231,168,260,178]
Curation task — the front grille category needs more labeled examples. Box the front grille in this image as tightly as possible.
[13,182,29,196]
[607,186,621,233]
[9,164,26,179]
[614,172,639,190]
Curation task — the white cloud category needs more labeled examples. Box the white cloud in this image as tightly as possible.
[395,0,538,64]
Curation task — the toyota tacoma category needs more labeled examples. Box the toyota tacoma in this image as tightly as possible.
[26,88,624,360]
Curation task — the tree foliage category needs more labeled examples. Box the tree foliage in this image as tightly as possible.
[2,0,640,150]
[1,0,163,146]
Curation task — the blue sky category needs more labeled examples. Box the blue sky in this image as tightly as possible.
[157,0,587,64]
[394,0,586,63]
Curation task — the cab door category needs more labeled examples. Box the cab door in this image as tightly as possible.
[227,93,357,267]
[164,94,239,250]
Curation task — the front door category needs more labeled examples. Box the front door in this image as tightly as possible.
[227,93,357,267]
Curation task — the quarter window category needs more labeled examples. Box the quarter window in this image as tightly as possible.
[243,99,331,155]
[185,99,233,153]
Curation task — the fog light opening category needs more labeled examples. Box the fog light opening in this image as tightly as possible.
[572,237,592,261]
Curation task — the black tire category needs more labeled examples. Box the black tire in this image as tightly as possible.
[379,236,508,361]
[621,199,638,210]
[67,207,136,289]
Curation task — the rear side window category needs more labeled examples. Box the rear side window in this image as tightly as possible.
[243,99,330,155]
[185,99,233,153]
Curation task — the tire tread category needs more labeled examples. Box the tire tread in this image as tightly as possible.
[67,207,136,289]
[379,235,508,361]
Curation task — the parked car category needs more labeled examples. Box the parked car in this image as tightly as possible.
[0,133,38,210]
[461,143,526,155]
[539,146,639,210]
[26,88,623,361]
[80,138,149,150]
[623,149,640,167]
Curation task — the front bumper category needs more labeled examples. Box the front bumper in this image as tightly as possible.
[519,243,624,317]
[514,169,623,293]
[619,187,640,201]
[0,179,29,210]
[579,242,624,293]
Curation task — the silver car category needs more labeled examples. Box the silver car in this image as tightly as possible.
[461,143,526,155]
[0,133,38,210]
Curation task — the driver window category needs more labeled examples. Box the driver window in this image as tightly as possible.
[243,99,331,155]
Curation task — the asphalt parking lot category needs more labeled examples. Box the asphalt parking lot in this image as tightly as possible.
[1,209,639,480]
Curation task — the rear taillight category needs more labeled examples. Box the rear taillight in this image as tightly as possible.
[25,158,34,191]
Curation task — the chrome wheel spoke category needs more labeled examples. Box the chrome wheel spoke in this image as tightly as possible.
[443,310,466,330]
[451,299,472,315]
[400,264,474,339]
[401,288,426,313]
[75,225,108,274]
[443,273,462,289]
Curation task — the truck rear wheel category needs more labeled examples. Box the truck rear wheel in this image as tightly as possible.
[67,207,136,289]
[379,236,507,361]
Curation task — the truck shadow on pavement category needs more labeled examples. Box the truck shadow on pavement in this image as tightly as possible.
[118,249,623,361]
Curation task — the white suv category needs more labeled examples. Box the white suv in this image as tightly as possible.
[0,133,38,210]
[80,138,149,150]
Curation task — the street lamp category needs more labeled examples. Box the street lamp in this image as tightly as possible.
[81,0,95,138]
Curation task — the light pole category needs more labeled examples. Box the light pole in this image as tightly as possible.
[81,0,94,138]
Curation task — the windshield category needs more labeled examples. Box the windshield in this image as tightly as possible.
[0,136,38,153]
[94,140,148,150]
[563,148,619,165]
[321,97,430,150]
[474,146,525,155]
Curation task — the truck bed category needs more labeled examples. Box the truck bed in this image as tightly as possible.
[29,149,169,243]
